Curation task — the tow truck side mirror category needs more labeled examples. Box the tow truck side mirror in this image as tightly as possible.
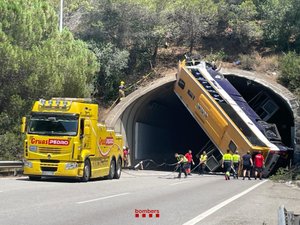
[21,117,26,133]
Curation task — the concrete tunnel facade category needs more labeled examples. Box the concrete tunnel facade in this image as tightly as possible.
[105,70,300,169]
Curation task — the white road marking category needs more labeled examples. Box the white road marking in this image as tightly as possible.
[76,192,130,204]
[170,181,190,186]
[182,180,268,225]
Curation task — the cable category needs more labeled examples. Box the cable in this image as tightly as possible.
[104,70,156,117]
[190,163,201,173]
[157,164,180,178]
[132,159,178,170]
[121,165,179,178]
[123,158,220,178]
[121,159,180,178]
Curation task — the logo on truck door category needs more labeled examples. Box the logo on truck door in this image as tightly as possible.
[97,137,115,156]
[99,137,114,145]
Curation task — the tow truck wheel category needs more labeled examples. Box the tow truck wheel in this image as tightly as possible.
[113,158,122,179]
[81,159,91,182]
[29,176,41,181]
[108,159,116,180]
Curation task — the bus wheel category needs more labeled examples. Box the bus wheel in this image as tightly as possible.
[114,158,122,179]
[29,176,41,181]
[108,159,116,180]
[81,159,91,182]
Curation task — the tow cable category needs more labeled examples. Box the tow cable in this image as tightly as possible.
[122,159,204,178]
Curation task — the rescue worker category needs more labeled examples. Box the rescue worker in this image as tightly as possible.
[123,146,129,167]
[198,151,207,175]
[119,81,126,100]
[254,151,265,180]
[185,150,195,175]
[211,61,217,70]
[242,151,253,180]
[175,153,188,178]
[222,149,233,180]
[232,150,241,179]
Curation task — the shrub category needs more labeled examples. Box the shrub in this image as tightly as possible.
[238,54,256,70]
[205,49,228,62]
[0,132,23,160]
[270,166,300,182]
[278,51,300,94]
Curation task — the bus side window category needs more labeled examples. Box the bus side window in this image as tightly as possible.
[187,89,195,100]
[80,119,85,139]
[178,79,185,89]
[228,140,237,153]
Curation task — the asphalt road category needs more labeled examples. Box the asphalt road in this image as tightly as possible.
[0,170,299,225]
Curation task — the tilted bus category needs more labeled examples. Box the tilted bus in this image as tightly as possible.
[174,59,291,176]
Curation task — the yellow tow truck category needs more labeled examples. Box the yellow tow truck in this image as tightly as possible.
[21,98,123,181]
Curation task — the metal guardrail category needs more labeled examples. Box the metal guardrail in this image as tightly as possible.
[278,205,300,225]
[0,161,23,176]
[0,161,23,169]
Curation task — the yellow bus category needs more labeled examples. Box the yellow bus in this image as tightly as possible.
[174,59,291,176]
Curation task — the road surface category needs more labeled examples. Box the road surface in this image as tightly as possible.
[0,170,299,225]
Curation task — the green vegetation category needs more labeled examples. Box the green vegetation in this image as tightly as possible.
[270,167,300,182]
[0,0,300,159]
[0,0,98,159]
[278,52,300,96]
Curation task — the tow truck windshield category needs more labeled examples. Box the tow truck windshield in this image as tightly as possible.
[28,113,79,136]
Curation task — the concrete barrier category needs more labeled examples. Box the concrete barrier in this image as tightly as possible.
[278,205,300,225]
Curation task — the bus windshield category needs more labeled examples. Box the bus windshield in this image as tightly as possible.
[28,113,79,136]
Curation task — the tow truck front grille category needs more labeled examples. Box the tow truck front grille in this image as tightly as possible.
[41,167,57,172]
[40,159,59,163]
[40,160,59,172]
[38,147,69,154]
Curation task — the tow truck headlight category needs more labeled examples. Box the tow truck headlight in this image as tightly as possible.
[65,162,78,170]
[29,146,37,152]
[23,160,33,168]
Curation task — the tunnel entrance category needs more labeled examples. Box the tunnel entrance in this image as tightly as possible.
[117,76,295,169]
[120,82,210,167]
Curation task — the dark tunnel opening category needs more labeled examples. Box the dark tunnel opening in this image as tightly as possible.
[121,82,210,168]
[226,75,294,148]
[120,76,294,170]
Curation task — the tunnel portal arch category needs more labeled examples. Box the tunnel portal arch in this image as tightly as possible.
[106,71,300,167]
